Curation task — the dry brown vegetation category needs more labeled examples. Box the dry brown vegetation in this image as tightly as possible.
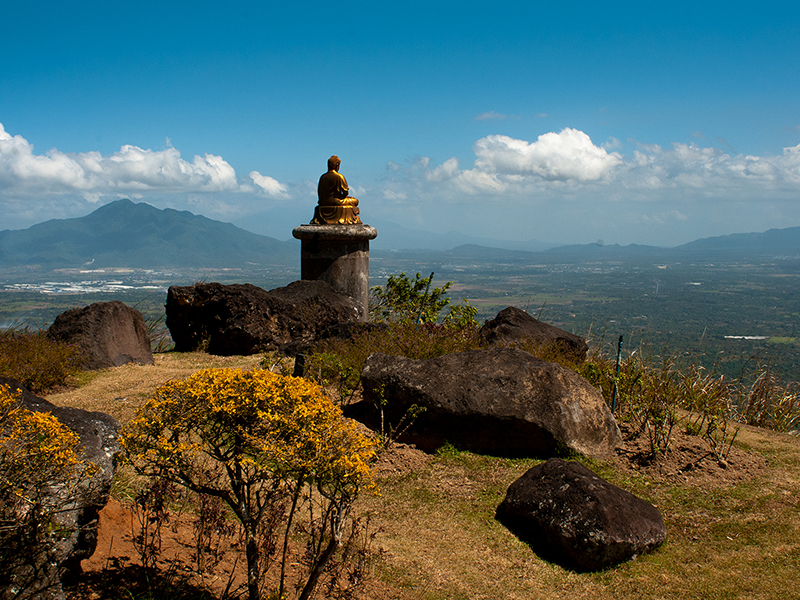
[45,352,800,600]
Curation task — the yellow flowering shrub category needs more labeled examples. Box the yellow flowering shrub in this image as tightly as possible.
[121,368,378,600]
[0,384,88,593]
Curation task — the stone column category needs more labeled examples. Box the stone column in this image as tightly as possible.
[292,224,378,321]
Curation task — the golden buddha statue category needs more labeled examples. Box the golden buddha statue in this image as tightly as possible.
[311,155,362,225]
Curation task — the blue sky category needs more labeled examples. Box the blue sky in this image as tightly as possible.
[2,1,800,247]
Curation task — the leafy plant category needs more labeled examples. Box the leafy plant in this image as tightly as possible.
[121,368,378,600]
[578,348,684,460]
[369,272,451,324]
[369,271,480,327]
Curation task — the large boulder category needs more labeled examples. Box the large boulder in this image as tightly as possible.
[359,347,621,459]
[480,306,588,362]
[165,280,361,356]
[496,458,666,571]
[47,300,154,370]
[0,378,119,600]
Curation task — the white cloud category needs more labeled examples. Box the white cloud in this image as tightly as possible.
[426,157,460,182]
[397,129,800,206]
[249,171,288,196]
[0,122,280,200]
[472,129,622,182]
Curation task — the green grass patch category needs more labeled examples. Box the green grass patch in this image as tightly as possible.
[768,336,797,344]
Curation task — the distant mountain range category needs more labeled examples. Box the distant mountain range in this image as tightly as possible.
[232,208,557,252]
[0,199,295,268]
[1,199,799,269]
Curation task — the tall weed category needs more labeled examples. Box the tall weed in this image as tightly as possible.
[737,363,800,433]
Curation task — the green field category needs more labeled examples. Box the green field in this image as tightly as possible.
[3,254,800,385]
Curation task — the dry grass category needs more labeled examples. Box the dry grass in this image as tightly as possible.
[43,352,800,600]
[46,352,265,423]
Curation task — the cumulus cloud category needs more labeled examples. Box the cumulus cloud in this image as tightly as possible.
[249,171,288,196]
[473,129,623,182]
[426,157,460,182]
[389,127,800,205]
[0,123,287,201]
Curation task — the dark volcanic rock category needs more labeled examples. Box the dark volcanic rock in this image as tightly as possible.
[359,347,621,459]
[480,306,588,362]
[0,378,119,599]
[496,458,666,571]
[165,280,361,356]
[47,300,154,370]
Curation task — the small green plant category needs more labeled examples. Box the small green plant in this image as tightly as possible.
[304,350,362,406]
[369,383,427,449]
[680,365,731,435]
[145,312,174,353]
[0,328,81,393]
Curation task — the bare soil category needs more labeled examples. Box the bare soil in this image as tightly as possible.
[612,421,771,489]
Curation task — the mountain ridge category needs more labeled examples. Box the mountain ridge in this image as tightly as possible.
[2,199,799,269]
[0,199,296,268]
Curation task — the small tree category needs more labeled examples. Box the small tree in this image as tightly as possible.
[121,368,378,600]
[369,272,452,323]
[369,271,478,326]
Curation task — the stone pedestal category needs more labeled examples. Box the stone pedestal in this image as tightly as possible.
[292,224,378,321]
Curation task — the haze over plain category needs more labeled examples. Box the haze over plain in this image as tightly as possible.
[2,1,800,248]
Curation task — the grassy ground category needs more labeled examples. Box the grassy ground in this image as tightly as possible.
[46,352,800,600]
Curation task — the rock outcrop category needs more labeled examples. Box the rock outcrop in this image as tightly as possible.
[480,306,588,362]
[165,280,361,356]
[0,378,119,600]
[47,300,154,370]
[496,458,666,571]
[359,347,621,459]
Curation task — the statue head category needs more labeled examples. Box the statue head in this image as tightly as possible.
[327,155,341,172]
